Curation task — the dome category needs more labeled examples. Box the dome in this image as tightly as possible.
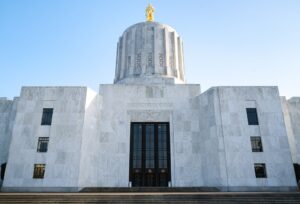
[114,21,186,85]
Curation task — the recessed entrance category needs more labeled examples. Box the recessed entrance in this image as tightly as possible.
[129,122,171,187]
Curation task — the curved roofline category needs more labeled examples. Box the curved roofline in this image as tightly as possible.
[122,21,178,35]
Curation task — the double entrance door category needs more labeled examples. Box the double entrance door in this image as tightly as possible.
[129,123,171,187]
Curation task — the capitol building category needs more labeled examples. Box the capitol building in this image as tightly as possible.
[0,4,299,192]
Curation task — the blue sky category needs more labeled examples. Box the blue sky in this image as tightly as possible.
[0,0,300,99]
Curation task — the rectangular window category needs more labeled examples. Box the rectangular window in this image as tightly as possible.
[254,163,267,178]
[250,136,263,152]
[41,108,53,125]
[33,164,46,179]
[246,108,259,125]
[37,137,49,153]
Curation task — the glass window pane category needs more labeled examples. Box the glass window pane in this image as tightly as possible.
[41,108,53,125]
[37,137,49,153]
[33,164,46,179]
[254,163,267,178]
[133,124,142,168]
[145,124,155,168]
[246,108,259,125]
[250,136,263,152]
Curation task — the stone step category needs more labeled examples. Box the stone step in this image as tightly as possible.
[80,187,220,192]
[0,192,300,203]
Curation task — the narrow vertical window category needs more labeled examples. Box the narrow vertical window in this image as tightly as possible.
[33,164,46,179]
[246,108,259,125]
[41,108,53,125]
[250,136,263,152]
[254,163,267,178]
[37,137,49,153]
[1,163,7,180]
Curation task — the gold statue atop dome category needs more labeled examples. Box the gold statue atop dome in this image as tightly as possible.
[146,3,155,22]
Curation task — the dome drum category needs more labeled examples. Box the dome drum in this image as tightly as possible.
[114,22,185,84]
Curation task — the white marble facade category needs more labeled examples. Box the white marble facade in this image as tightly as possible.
[0,21,299,192]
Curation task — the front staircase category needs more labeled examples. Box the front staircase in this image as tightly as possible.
[0,192,300,203]
[81,187,220,192]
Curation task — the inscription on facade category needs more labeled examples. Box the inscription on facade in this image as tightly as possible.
[128,110,171,122]
[127,103,173,109]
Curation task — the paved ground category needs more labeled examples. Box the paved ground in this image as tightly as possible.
[0,192,300,203]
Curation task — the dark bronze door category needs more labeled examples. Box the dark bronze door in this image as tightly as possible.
[130,123,170,187]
